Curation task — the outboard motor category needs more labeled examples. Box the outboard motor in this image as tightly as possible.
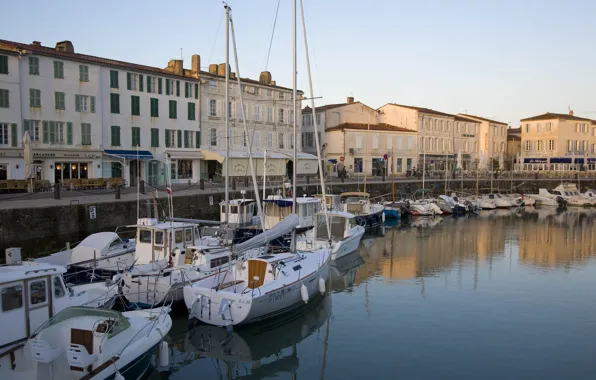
[556,196,568,208]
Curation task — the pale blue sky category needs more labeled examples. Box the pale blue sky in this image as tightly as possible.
[3,0,596,126]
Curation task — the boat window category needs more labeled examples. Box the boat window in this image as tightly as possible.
[221,205,227,214]
[175,230,184,244]
[185,228,193,243]
[53,276,65,298]
[349,218,358,229]
[230,205,238,214]
[154,230,164,245]
[210,256,230,269]
[139,229,152,243]
[29,279,47,305]
[108,239,122,249]
[1,284,23,312]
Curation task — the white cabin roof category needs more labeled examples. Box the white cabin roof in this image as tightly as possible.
[131,221,197,230]
[0,263,66,284]
[315,211,354,219]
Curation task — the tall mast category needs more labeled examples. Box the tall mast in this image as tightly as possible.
[224,4,230,227]
[291,0,297,252]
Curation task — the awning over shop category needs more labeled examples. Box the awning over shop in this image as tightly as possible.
[523,158,548,163]
[165,150,205,160]
[200,150,320,176]
[104,149,153,160]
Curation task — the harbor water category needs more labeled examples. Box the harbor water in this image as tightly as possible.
[149,208,596,379]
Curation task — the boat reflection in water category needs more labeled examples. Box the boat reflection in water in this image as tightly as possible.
[329,250,365,293]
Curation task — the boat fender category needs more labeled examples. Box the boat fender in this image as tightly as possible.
[114,372,125,380]
[318,277,325,295]
[300,284,309,304]
[159,341,169,368]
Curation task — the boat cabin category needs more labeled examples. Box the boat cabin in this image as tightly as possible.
[0,264,73,359]
[314,194,342,212]
[263,196,321,229]
[340,192,371,215]
[133,218,202,265]
[182,246,231,270]
[220,199,256,227]
[553,184,581,197]
[314,212,358,241]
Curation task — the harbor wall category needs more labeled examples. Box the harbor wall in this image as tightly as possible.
[2,178,595,259]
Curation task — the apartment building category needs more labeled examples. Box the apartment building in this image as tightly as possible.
[458,114,508,169]
[519,111,596,171]
[378,104,480,170]
[0,38,313,185]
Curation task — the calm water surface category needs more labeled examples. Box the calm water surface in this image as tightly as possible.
[148,208,596,380]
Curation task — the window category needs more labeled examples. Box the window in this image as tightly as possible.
[537,140,543,151]
[110,70,119,88]
[0,89,8,108]
[254,87,260,95]
[53,276,65,298]
[81,123,91,145]
[184,130,193,148]
[132,127,141,147]
[165,129,176,148]
[53,61,64,79]
[25,120,41,141]
[254,105,260,121]
[29,279,47,305]
[110,93,120,114]
[288,134,294,149]
[279,108,285,123]
[111,125,121,146]
[79,65,89,82]
[354,158,363,173]
[0,55,8,74]
[267,107,273,122]
[150,98,159,117]
[54,92,65,110]
[209,80,216,88]
[0,124,8,145]
[355,135,362,149]
[30,89,41,107]
[372,135,379,149]
[316,113,321,126]
[169,100,177,119]
[279,91,284,100]
[128,73,141,91]
[29,56,39,75]
[177,160,193,179]
[525,141,531,151]
[548,140,555,151]
[525,124,529,133]
[289,110,294,124]
[131,95,140,116]
[165,79,175,95]
[155,231,164,245]
[279,133,284,148]
[151,128,159,147]
[537,123,541,133]
[267,89,272,97]
[267,132,273,148]
[147,76,157,93]
[1,285,23,312]
[75,94,95,113]
[209,99,217,117]
[184,102,195,121]
[254,130,261,149]
[210,128,217,146]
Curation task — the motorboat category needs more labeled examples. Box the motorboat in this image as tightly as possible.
[382,201,401,219]
[437,195,467,215]
[0,262,120,379]
[483,193,513,208]
[407,199,441,216]
[450,194,480,213]
[296,211,365,261]
[466,196,496,209]
[7,306,171,380]
[339,192,385,227]
[532,189,568,207]
[512,194,536,207]
[553,183,596,207]
[26,231,136,284]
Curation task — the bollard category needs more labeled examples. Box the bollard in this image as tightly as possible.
[115,184,121,199]
[139,180,145,194]
[54,183,61,200]
[199,179,205,190]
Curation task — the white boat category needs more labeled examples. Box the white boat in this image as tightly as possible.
[531,189,567,207]
[408,199,441,216]
[339,192,385,227]
[0,263,120,378]
[553,183,596,207]
[437,195,468,214]
[483,193,513,208]
[466,196,496,209]
[7,306,171,380]
[26,231,136,284]
[296,211,365,261]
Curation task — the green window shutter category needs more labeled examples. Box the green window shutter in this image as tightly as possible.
[111,93,120,114]
[110,70,119,88]
[127,73,132,90]
[49,121,55,143]
[10,123,17,147]
[23,120,30,136]
[184,83,189,98]
[0,55,8,74]
[66,122,73,145]
[42,121,49,143]
[188,103,196,120]
[194,83,198,99]
[131,128,136,146]
[158,78,163,94]
[53,62,58,78]
[165,129,171,148]
[139,74,144,91]
[176,80,180,97]
[54,92,59,109]
[75,94,81,112]
[177,130,182,148]
[147,76,151,93]
[166,79,170,95]
[90,96,95,113]
[196,129,201,148]
[184,131,189,148]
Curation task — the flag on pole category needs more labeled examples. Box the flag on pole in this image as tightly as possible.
[166,186,172,195]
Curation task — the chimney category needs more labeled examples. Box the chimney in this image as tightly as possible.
[569,109,574,116]
[165,59,184,76]
[259,71,272,84]
[191,54,200,75]
[217,63,230,77]
[32,41,41,46]
[209,64,218,74]
[347,96,355,104]
[230,72,236,80]
[55,40,74,53]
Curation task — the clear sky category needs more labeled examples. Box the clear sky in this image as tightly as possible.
[3,0,596,126]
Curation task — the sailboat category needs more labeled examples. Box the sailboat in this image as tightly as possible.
[183,1,331,327]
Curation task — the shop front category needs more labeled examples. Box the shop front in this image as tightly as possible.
[201,150,290,181]
[103,149,154,187]
[165,150,204,184]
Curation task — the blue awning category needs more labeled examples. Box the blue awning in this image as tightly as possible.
[523,158,547,163]
[549,158,572,164]
[104,149,154,160]
[328,159,338,164]
[263,199,293,207]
